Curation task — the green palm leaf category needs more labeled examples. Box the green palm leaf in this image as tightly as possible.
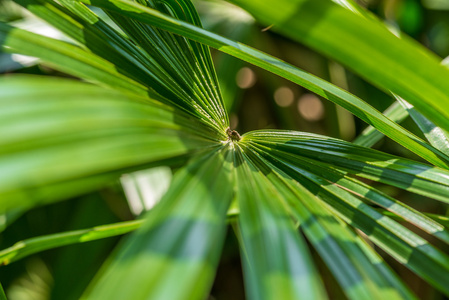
[0,220,142,265]
[245,131,449,204]
[239,130,449,294]
[353,101,409,148]
[11,0,228,131]
[70,0,449,168]
[239,146,414,299]
[228,0,449,138]
[2,0,449,298]
[233,147,327,300]
[0,76,219,213]
[0,23,149,95]
[83,147,234,300]
[0,282,5,300]
[396,96,449,156]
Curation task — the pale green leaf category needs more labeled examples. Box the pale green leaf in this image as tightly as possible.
[0,76,220,213]
[0,220,143,266]
[83,147,234,300]
[121,167,172,216]
[0,23,148,96]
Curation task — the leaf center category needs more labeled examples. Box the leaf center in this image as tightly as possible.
[226,127,241,141]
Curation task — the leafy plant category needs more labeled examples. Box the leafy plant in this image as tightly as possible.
[1,0,449,299]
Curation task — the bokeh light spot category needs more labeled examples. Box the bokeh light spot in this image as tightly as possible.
[274,86,294,107]
[298,94,324,121]
[236,67,256,89]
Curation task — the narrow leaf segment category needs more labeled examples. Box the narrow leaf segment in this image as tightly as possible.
[233,145,327,300]
[239,144,415,300]
[0,76,220,213]
[84,147,234,300]
[10,0,229,131]
[242,130,449,296]
[0,220,143,266]
[74,0,449,168]
[229,0,449,141]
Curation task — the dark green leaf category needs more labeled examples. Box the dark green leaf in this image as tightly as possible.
[240,144,415,300]
[228,0,449,142]
[0,282,6,300]
[243,132,449,295]
[244,130,449,205]
[353,101,409,148]
[233,145,327,300]
[76,0,449,168]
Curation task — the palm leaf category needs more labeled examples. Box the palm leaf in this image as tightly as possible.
[245,131,449,204]
[69,0,449,168]
[241,131,449,294]
[0,208,24,233]
[121,166,172,215]
[2,0,449,298]
[396,96,449,156]
[233,146,327,300]
[353,101,409,148]
[238,146,414,299]
[0,76,220,213]
[83,147,234,300]
[0,282,5,300]
[0,220,142,265]
[228,0,449,139]
[11,0,228,131]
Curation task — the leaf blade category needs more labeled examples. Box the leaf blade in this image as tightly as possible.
[77,0,449,168]
[228,0,449,139]
[84,147,234,300]
[244,132,449,295]
[233,145,327,300]
[241,144,415,300]
[0,76,220,213]
[0,23,148,96]
[244,130,449,205]
[0,220,143,266]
